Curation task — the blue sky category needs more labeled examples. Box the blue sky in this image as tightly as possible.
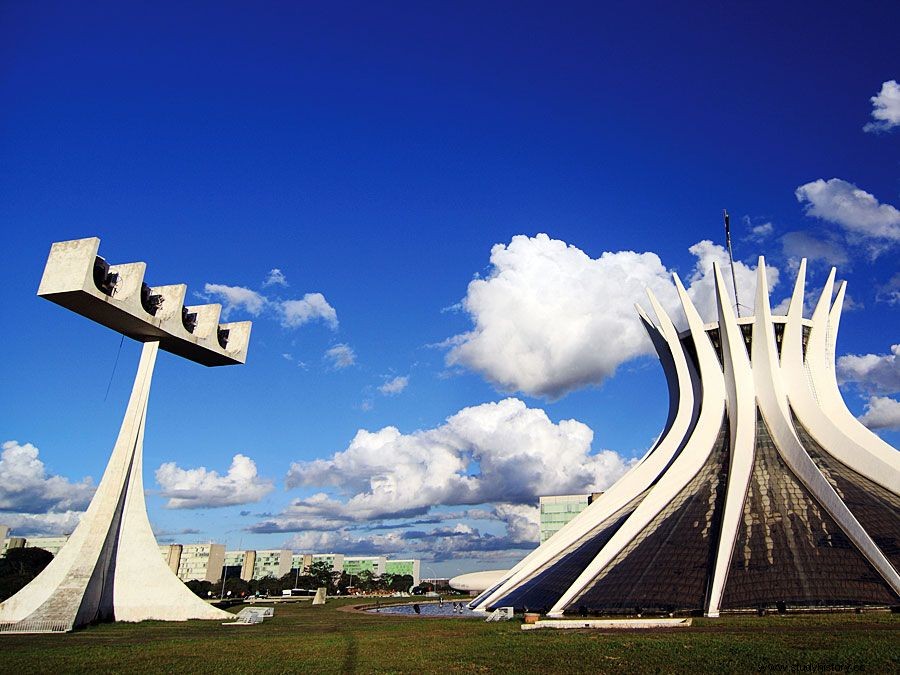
[1,1,898,576]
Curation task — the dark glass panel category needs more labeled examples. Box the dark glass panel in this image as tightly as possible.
[487,490,650,613]
[721,413,897,609]
[792,413,900,570]
[564,416,729,614]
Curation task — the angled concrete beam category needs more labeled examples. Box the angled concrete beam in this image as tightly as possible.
[37,237,251,366]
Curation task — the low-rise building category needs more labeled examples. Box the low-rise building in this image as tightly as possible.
[25,535,71,556]
[176,543,225,582]
[159,544,182,574]
[538,493,603,543]
[3,537,26,555]
[292,553,345,573]
[384,559,420,586]
[343,556,386,578]
[252,549,292,580]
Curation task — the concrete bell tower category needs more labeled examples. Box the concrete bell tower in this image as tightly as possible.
[0,237,252,633]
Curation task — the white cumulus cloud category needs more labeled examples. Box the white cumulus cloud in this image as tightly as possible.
[263,268,289,287]
[280,293,338,329]
[858,396,900,431]
[443,233,777,399]
[837,344,900,394]
[863,79,900,133]
[780,231,849,266]
[283,398,630,523]
[378,375,409,395]
[325,343,356,369]
[795,178,900,243]
[203,284,267,318]
[155,453,275,509]
[1,511,84,537]
[0,441,94,514]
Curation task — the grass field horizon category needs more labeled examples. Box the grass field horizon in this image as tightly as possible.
[2,598,897,673]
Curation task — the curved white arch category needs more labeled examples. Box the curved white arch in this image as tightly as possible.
[705,263,757,617]
[803,272,900,475]
[781,263,899,493]
[471,288,701,611]
[547,274,727,617]
[752,260,900,596]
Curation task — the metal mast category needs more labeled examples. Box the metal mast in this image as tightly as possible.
[723,209,741,317]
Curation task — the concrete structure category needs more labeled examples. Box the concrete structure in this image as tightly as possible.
[539,494,603,543]
[384,559,421,586]
[471,259,899,617]
[450,570,508,594]
[22,537,71,557]
[343,556,387,577]
[159,545,182,574]
[0,238,251,632]
[251,549,292,580]
[0,527,8,549]
[292,553,345,573]
[176,544,225,583]
[2,538,25,555]
[224,550,257,582]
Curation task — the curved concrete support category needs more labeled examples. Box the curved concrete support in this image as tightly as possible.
[752,261,900,596]
[471,288,701,611]
[781,264,899,492]
[546,274,727,617]
[802,274,900,475]
[0,343,230,631]
[483,257,897,617]
[705,263,757,617]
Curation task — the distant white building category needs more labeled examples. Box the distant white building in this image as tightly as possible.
[252,549,292,580]
[292,553,344,573]
[159,544,182,574]
[24,536,71,557]
[176,544,225,582]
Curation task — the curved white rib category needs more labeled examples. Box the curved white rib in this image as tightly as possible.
[781,263,899,493]
[547,274,727,616]
[471,290,700,610]
[752,260,900,595]
[705,263,757,617]
[802,273,900,476]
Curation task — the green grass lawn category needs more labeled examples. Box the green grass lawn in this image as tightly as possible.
[2,599,897,674]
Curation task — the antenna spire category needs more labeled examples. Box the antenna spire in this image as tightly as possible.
[724,209,741,317]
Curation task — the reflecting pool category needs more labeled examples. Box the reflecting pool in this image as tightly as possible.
[366,601,482,618]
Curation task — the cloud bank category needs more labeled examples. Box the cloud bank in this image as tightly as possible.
[837,344,900,394]
[0,441,94,514]
[265,398,629,537]
[795,178,900,244]
[858,396,900,431]
[442,234,777,399]
[863,80,900,133]
[155,453,275,509]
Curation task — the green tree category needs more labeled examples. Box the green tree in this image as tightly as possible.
[185,579,213,597]
[307,560,338,592]
[0,547,53,601]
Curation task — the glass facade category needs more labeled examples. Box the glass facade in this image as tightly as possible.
[566,416,729,614]
[792,414,900,572]
[492,489,649,612]
[721,413,896,609]
[539,495,591,543]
